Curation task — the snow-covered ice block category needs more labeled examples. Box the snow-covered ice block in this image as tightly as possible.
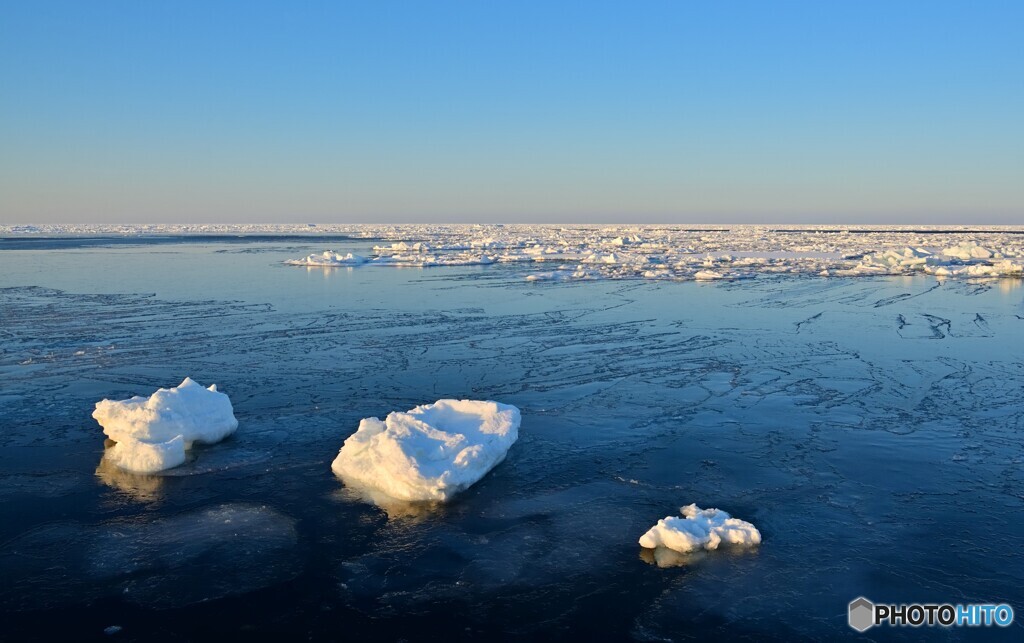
[93,377,237,446]
[332,399,521,503]
[639,504,761,553]
[92,378,238,473]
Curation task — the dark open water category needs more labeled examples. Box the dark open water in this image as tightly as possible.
[1,237,1022,641]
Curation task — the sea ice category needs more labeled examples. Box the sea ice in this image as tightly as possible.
[92,378,238,473]
[104,435,186,474]
[639,504,761,554]
[13,223,1024,282]
[694,270,725,280]
[332,399,521,503]
[285,251,367,266]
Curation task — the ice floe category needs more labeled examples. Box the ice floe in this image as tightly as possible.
[639,504,761,555]
[525,265,602,282]
[332,399,520,503]
[103,435,187,474]
[285,250,367,266]
[92,378,238,473]
[694,269,725,280]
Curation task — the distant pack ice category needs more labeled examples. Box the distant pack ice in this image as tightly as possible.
[10,223,1022,280]
[269,225,1024,281]
[332,399,521,503]
[640,504,761,554]
[92,378,238,473]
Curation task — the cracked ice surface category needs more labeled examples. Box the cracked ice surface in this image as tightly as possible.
[1,237,1024,639]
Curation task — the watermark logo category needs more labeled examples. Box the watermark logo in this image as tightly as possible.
[848,597,874,632]
[849,597,1014,631]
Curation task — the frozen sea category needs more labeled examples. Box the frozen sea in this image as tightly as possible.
[1,234,1023,640]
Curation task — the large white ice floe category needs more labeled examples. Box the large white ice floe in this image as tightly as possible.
[639,504,761,554]
[92,378,238,473]
[332,399,521,503]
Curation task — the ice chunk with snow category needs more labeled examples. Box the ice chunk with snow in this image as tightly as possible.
[92,378,238,473]
[526,271,562,282]
[332,399,520,503]
[104,435,186,474]
[93,377,237,446]
[285,250,367,266]
[639,504,761,554]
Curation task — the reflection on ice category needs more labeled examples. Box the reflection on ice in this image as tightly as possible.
[305,264,354,277]
[336,480,653,614]
[95,444,166,502]
[94,439,274,502]
[639,546,707,568]
[332,483,447,522]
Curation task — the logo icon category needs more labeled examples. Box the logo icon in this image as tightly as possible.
[849,597,875,632]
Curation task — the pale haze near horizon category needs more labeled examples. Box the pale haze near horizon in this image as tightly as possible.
[1,1,1022,226]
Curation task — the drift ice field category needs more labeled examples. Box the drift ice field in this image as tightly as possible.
[2,225,1023,640]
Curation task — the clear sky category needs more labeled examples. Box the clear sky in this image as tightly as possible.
[1,1,1021,224]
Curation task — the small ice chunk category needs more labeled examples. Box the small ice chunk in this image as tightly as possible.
[332,399,521,503]
[285,251,367,266]
[639,503,761,554]
[92,378,238,473]
[526,272,561,282]
[694,270,724,280]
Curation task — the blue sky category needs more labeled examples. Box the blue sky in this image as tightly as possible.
[1,1,1021,224]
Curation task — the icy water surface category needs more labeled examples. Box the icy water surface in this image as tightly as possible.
[1,237,1023,641]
